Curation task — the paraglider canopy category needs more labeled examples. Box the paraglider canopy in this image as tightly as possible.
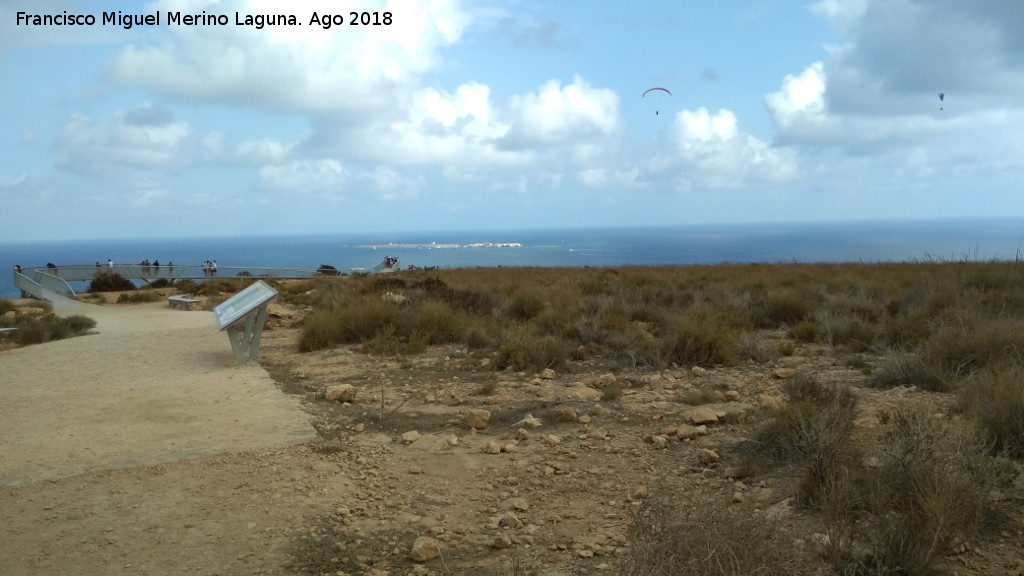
[643,87,672,97]
[643,87,671,115]
[938,92,944,110]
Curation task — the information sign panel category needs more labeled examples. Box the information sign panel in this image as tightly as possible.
[214,280,278,331]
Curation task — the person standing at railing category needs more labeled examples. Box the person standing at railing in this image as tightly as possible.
[107,259,113,269]
[13,265,28,297]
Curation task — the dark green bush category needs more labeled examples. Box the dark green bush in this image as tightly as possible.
[88,272,135,293]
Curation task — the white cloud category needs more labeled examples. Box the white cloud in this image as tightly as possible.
[259,159,349,197]
[765,62,826,132]
[355,82,524,166]
[108,0,470,116]
[505,75,622,145]
[576,167,638,189]
[357,166,423,202]
[235,137,291,164]
[57,107,191,173]
[649,107,799,189]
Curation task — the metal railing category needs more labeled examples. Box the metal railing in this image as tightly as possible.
[37,264,329,282]
[13,270,76,302]
[11,259,402,302]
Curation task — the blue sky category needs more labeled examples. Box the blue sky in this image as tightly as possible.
[1,0,1023,242]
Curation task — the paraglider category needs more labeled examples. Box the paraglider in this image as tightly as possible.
[643,87,671,115]
[938,92,944,111]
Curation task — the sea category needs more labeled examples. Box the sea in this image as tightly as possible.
[3,218,1024,300]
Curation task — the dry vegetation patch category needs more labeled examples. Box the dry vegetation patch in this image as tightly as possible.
[238,262,1024,575]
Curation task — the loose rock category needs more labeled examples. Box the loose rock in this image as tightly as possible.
[466,410,491,430]
[326,384,357,402]
[685,407,719,425]
[698,448,720,465]
[409,536,441,562]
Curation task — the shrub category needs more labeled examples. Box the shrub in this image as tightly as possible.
[191,278,253,296]
[818,311,877,352]
[958,364,1024,458]
[880,313,931,348]
[505,292,545,321]
[616,489,825,576]
[88,271,135,293]
[315,264,340,276]
[117,291,160,304]
[10,313,95,346]
[493,331,571,373]
[464,325,494,350]
[361,324,428,356]
[298,311,336,352]
[0,300,14,316]
[660,309,736,367]
[174,279,199,294]
[754,287,820,328]
[734,332,780,364]
[411,276,498,315]
[789,321,822,343]
[752,372,859,506]
[404,300,465,344]
[869,352,947,391]
[922,311,1024,381]
[853,410,994,575]
[64,314,97,334]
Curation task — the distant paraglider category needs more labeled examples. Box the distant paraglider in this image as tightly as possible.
[938,92,944,111]
[643,87,671,115]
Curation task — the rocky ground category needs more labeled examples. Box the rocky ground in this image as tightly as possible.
[253,300,1024,576]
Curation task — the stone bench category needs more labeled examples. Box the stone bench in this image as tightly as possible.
[168,295,201,311]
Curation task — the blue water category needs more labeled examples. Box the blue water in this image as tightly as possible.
[3,218,1023,299]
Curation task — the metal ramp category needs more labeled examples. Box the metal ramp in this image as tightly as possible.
[12,269,78,307]
[369,258,400,274]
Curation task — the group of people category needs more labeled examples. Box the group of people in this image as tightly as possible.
[137,259,174,276]
[383,256,399,268]
[201,260,218,277]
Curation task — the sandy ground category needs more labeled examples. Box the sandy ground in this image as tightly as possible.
[0,300,316,484]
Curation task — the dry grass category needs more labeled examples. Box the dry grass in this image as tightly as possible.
[616,489,828,576]
[283,261,1024,575]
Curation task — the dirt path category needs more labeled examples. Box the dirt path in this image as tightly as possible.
[0,301,316,485]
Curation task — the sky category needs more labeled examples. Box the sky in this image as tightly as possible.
[1,0,1023,242]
